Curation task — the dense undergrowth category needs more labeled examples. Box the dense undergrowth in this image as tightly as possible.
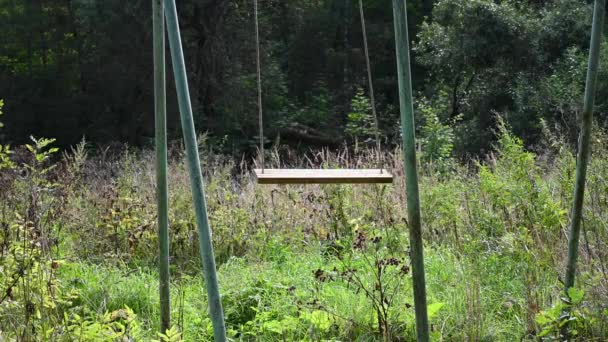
[1,124,607,341]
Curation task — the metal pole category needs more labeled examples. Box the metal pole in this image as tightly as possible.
[153,0,170,333]
[164,1,227,340]
[391,1,430,341]
[563,0,605,326]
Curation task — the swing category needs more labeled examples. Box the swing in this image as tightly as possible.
[253,0,393,185]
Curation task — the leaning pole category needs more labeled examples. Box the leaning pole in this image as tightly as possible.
[164,0,227,340]
[563,0,605,333]
[153,0,171,333]
[392,1,430,341]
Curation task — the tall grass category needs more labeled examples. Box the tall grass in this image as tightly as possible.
[1,127,607,340]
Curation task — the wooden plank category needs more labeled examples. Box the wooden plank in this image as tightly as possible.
[254,169,393,184]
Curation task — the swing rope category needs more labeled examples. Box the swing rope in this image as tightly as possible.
[358,0,383,172]
[254,0,383,173]
[254,0,265,173]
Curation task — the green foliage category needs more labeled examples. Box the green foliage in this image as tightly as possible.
[2,122,608,340]
[63,306,144,341]
[156,325,183,342]
[0,100,13,169]
[283,84,333,129]
[0,0,392,151]
[346,87,376,142]
[417,93,456,166]
[0,0,605,158]
[470,120,566,241]
[0,136,70,339]
[415,0,595,152]
[417,0,530,73]
[536,288,594,340]
[517,41,608,143]
[316,222,415,340]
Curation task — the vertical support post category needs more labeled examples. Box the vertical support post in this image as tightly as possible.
[391,1,430,341]
[563,0,605,322]
[153,0,170,333]
[164,1,227,340]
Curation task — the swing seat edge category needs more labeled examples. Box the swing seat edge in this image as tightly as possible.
[253,168,393,184]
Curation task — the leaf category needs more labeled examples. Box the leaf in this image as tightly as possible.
[301,310,332,332]
[535,314,549,325]
[427,302,445,318]
[156,326,183,342]
[567,287,584,304]
[262,320,284,334]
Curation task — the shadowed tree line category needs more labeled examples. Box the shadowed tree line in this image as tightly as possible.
[0,0,605,156]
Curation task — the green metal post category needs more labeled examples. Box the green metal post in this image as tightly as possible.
[564,0,605,306]
[164,1,227,340]
[153,0,170,333]
[392,1,430,341]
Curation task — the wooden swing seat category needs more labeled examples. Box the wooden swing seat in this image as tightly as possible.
[254,168,393,184]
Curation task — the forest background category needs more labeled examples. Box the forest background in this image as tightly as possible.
[1,0,604,157]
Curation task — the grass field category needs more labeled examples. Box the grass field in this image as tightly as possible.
[1,128,607,341]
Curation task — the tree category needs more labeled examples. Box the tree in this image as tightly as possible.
[415,0,593,153]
